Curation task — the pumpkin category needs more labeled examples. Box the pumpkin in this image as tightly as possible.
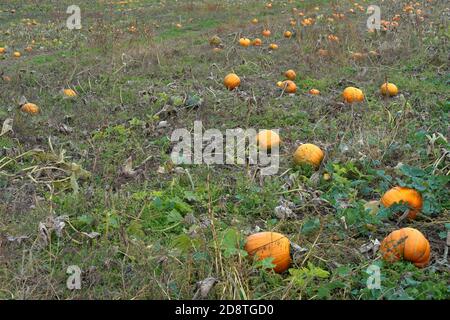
[257,130,280,151]
[20,103,40,115]
[381,186,422,219]
[342,87,364,103]
[380,227,430,268]
[268,43,278,50]
[265,3,272,9]
[327,34,339,42]
[293,143,324,168]
[380,82,398,97]
[309,89,320,95]
[251,18,258,24]
[63,89,77,97]
[209,35,222,47]
[244,232,291,273]
[13,51,21,58]
[224,73,240,90]
[262,29,271,37]
[252,38,262,46]
[280,80,296,93]
[284,31,292,38]
[0,47,5,54]
[239,38,251,47]
[175,23,182,29]
[284,69,296,81]
[276,81,283,88]
[25,46,33,52]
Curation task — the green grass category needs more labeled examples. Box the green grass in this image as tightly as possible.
[0,0,449,300]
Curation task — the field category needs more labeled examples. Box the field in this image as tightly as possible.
[0,0,449,300]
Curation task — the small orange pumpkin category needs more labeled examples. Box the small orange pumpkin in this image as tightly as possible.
[13,51,21,58]
[224,73,240,90]
[252,38,262,46]
[239,38,251,47]
[20,103,40,115]
[0,47,5,54]
[251,18,258,24]
[380,82,398,97]
[63,88,77,97]
[284,69,296,81]
[380,227,430,268]
[280,80,296,93]
[262,29,271,37]
[381,187,422,219]
[284,31,292,38]
[257,130,280,151]
[309,89,320,95]
[293,143,324,168]
[268,43,278,50]
[244,232,291,273]
[342,87,364,103]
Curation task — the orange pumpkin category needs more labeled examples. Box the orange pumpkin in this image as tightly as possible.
[342,87,364,103]
[381,187,422,219]
[252,38,262,46]
[244,232,291,273]
[257,130,280,151]
[239,38,251,47]
[251,18,258,24]
[284,69,296,81]
[284,31,293,38]
[20,103,40,115]
[224,73,241,90]
[63,88,77,97]
[380,82,399,97]
[280,80,296,93]
[13,51,21,58]
[380,227,430,268]
[269,43,278,50]
[0,47,5,54]
[309,89,320,95]
[262,29,271,37]
[293,143,324,168]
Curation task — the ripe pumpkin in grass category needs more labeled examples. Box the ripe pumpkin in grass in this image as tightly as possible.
[284,31,293,38]
[257,130,280,151]
[244,232,291,273]
[342,87,364,103]
[63,89,77,97]
[0,47,5,54]
[380,82,398,97]
[224,73,240,90]
[293,143,324,168]
[13,51,21,58]
[380,187,422,219]
[251,18,258,24]
[284,69,296,81]
[239,38,251,47]
[252,38,262,46]
[262,29,271,37]
[269,43,278,50]
[380,227,430,268]
[309,89,320,95]
[280,80,296,93]
[20,103,40,114]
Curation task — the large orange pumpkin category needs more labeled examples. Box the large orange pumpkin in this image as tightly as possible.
[239,38,251,47]
[342,87,364,103]
[380,227,430,268]
[20,103,40,115]
[280,80,296,93]
[224,73,241,90]
[284,69,296,81]
[381,187,422,219]
[380,82,399,97]
[257,130,280,151]
[244,232,291,273]
[293,143,324,168]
